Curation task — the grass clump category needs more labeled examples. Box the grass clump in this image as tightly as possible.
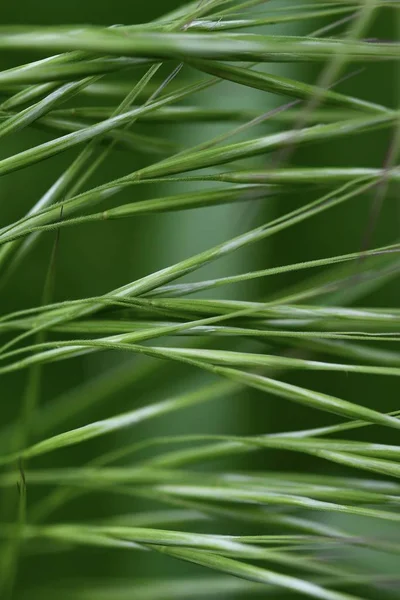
[0,1,399,599]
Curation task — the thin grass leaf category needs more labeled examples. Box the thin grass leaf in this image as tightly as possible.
[0,56,151,86]
[1,29,400,62]
[0,78,96,140]
[153,484,400,523]
[151,546,364,600]
[0,75,217,182]
[187,6,357,30]
[155,346,400,378]
[27,522,353,578]
[0,381,239,464]
[217,166,400,185]
[187,60,389,114]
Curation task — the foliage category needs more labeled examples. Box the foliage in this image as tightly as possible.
[0,1,399,599]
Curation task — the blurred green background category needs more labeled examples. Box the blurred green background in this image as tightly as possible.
[0,2,399,598]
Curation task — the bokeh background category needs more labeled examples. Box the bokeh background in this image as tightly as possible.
[0,1,399,598]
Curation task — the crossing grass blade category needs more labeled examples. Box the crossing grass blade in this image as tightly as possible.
[1,29,400,62]
[186,60,389,114]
